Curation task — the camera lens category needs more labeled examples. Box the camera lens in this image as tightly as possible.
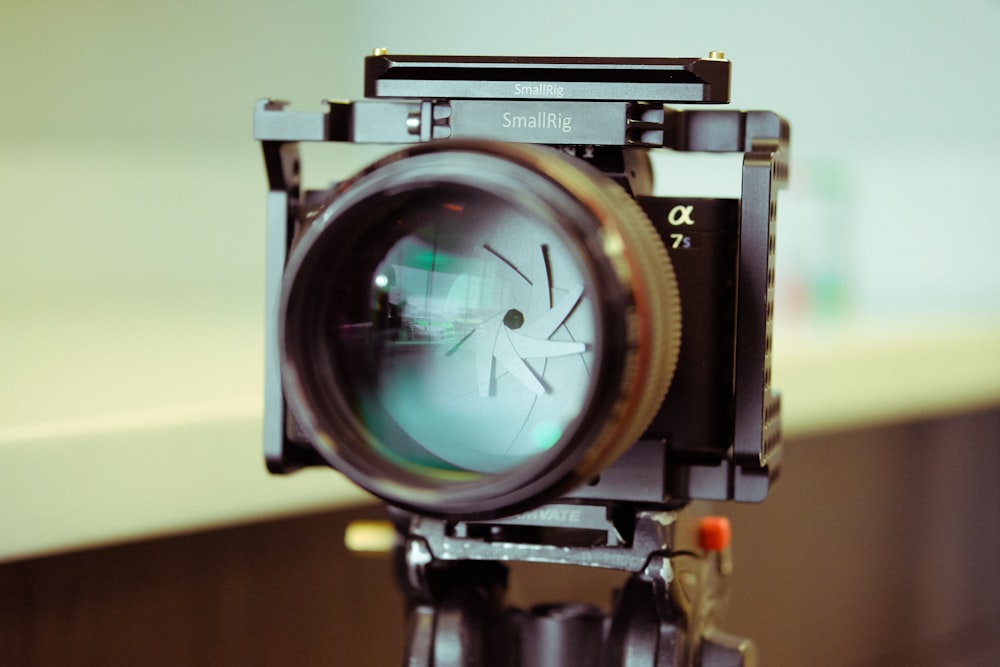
[280,141,680,519]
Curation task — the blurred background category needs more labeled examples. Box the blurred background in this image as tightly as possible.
[2,0,999,665]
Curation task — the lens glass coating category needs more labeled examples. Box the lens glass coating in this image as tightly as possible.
[331,187,597,478]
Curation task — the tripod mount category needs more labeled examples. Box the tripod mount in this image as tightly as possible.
[393,502,756,666]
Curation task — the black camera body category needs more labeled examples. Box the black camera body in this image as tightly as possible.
[257,54,788,519]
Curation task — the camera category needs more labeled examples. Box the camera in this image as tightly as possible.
[256,53,788,523]
[257,52,790,666]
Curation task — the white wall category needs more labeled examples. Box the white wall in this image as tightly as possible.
[2,0,999,433]
[3,0,999,322]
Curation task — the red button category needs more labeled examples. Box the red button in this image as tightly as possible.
[698,515,732,552]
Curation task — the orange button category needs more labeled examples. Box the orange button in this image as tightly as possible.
[698,515,732,552]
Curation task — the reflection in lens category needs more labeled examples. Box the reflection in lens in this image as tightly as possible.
[343,192,595,475]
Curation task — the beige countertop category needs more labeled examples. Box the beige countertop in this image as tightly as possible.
[3,306,998,563]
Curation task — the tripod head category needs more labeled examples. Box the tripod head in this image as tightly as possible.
[392,506,754,666]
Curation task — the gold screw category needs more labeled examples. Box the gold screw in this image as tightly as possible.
[708,51,727,61]
[345,520,396,555]
[372,47,388,56]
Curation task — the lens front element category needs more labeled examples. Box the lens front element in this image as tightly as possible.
[366,191,596,475]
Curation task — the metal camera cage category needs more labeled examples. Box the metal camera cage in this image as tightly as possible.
[256,53,788,510]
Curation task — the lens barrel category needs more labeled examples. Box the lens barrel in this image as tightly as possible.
[280,140,680,519]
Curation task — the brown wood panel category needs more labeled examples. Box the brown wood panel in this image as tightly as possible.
[720,408,1000,666]
[0,505,404,666]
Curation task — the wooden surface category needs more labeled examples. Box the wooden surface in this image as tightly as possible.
[2,407,999,666]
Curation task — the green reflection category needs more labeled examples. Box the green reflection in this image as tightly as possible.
[399,245,462,273]
[532,421,563,450]
[359,391,481,480]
